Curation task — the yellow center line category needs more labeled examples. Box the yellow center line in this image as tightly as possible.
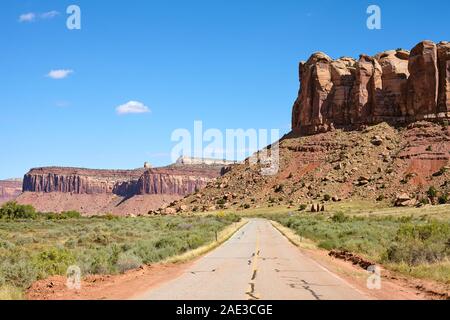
[246,228,261,300]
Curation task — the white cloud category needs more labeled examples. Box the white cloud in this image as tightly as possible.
[41,11,60,19]
[116,101,151,115]
[19,13,36,22]
[46,69,74,79]
[19,11,59,23]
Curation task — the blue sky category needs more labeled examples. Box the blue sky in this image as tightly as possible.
[1,0,449,179]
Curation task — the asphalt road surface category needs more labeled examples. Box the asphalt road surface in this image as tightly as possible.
[138,219,369,300]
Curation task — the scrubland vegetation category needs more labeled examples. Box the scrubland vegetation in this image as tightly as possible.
[263,207,450,284]
[0,202,240,299]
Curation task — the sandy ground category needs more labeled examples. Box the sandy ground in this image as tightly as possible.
[26,219,448,300]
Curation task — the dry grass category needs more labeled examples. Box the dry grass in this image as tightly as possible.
[164,219,248,264]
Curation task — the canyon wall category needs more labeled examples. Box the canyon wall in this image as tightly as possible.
[22,167,144,197]
[292,40,450,134]
[23,164,224,197]
[0,180,22,204]
[19,163,225,215]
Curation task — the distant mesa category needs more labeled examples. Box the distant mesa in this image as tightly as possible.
[0,179,22,205]
[175,156,238,166]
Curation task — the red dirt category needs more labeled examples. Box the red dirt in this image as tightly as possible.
[26,262,194,300]
[26,247,449,300]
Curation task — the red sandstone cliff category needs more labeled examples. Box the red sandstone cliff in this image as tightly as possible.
[292,40,450,134]
[0,180,22,204]
[18,163,225,215]
[22,164,223,197]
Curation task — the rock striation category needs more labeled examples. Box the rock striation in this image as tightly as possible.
[23,164,224,197]
[292,40,450,134]
[22,167,144,197]
[19,163,226,215]
[0,179,22,204]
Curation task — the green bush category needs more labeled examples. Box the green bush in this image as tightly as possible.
[331,212,349,223]
[216,199,226,205]
[116,251,142,273]
[438,194,448,205]
[323,194,331,202]
[32,248,76,278]
[384,221,450,265]
[427,186,438,198]
[0,202,37,220]
[298,204,308,211]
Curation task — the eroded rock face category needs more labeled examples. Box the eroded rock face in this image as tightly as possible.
[438,42,450,113]
[407,40,439,117]
[292,52,333,133]
[0,180,22,204]
[138,167,220,196]
[22,165,224,198]
[22,167,144,197]
[375,50,410,118]
[292,40,449,134]
[351,55,382,124]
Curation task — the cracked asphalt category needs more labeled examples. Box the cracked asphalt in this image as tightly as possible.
[137,219,369,300]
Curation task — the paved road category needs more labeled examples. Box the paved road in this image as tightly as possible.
[138,219,369,300]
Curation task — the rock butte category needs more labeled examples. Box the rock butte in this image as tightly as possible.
[292,40,450,135]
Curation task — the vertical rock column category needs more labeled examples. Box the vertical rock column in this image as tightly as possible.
[350,55,382,124]
[292,53,333,134]
[407,40,439,117]
[437,42,450,114]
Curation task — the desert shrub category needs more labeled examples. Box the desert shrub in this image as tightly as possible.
[427,186,438,198]
[0,202,37,220]
[32,248,76,278]
[298,204,308,211]
[323,194,331,202]
[219,213,240,223]
[331,212,349,223]
[384,221,450,265]
[0,255,38,289]
[438,194,448,205]
[243,204,251,209]
[216,199,226,205]
[116,251,142,273]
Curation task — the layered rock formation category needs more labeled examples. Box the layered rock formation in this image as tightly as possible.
[292,40,450,134]
[19,163,225,215]
[22,167,144,197]
[23,164,223,197]
[0,179,22,204]
[138,166,221,195]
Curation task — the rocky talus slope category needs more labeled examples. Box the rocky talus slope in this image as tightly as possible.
[167,122,449,212]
